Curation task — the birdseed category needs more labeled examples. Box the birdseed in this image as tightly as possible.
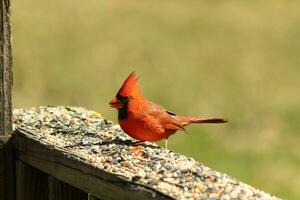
[13,106,279,200]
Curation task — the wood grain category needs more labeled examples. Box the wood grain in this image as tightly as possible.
[0,0,12,136]
[48,176,88,200]
[0,135,15,200]
[16,160,49,200]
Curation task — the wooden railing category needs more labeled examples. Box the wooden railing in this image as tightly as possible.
[12,126,170,200]
[0,106,278,200]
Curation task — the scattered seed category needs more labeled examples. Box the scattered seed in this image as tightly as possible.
[12,106,279,200]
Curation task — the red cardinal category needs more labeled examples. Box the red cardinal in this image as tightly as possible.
[109,72,227,148]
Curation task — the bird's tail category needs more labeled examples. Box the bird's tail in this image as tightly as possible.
[188,117,227,123]
[175,116,228,126]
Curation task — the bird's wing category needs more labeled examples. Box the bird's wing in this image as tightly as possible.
[165,123,185,131]
[138,106,165,134]
[143,102,185,132]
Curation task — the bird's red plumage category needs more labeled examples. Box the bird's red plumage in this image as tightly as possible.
[109,72,227,142]
[117,72,142,98]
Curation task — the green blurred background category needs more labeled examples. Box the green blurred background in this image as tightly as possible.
[12,1,300,199]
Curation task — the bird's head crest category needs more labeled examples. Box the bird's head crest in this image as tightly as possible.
[117,72,141,97]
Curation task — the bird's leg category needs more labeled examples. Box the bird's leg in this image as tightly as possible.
[165,139,168,149]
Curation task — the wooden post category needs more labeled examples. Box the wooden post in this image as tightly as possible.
[0,1,13,199]
[0,0,13,137]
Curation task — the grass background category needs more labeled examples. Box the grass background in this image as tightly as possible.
[12,1,300,199]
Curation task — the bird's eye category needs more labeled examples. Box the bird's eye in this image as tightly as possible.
[117,95,132,104]
[123,96,132,103]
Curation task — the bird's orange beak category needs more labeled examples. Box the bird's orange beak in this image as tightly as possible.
[109,98,123,109]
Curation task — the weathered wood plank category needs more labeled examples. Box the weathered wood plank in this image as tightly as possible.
[16,160,25,200]
[13,129,173,200]
[16,160,49,200]
[0,0,13,136]
[48,175,88,200]
[0,137,14,200]
[0,148,15,200]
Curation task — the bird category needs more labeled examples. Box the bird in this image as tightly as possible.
[109,72,227,148]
